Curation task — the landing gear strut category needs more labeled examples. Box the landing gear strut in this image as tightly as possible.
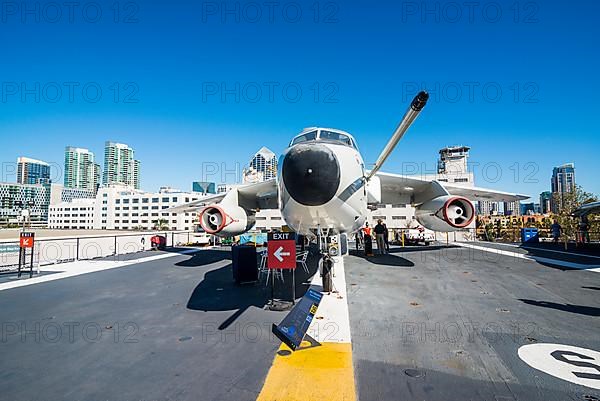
[321,254,333,292]
[316,227,335,293]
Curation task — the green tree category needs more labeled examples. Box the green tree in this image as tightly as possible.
[153,219,169,230]
[553,185,598,248]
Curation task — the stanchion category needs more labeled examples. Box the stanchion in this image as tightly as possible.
[292,268,296,305]
[29,243,34,278]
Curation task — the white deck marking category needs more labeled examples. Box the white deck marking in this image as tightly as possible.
[306,255,352,343]
[519,343,600,390]
[0,249,198,292]
[457,243,600,273]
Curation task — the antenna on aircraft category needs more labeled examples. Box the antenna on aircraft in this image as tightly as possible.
[366,91,429,180]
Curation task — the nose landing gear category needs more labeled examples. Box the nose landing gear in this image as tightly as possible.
[316,227,338,293]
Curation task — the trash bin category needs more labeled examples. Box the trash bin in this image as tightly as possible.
[521,228,539,243]
[231,245,258,284]
[150,235,167,250]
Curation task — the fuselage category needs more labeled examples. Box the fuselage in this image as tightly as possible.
[277,128,369,236]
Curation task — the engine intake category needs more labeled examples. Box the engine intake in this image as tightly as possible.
[199,204,255,237]
[415,196,475,232]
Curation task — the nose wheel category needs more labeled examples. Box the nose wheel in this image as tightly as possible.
[316,228,336,293]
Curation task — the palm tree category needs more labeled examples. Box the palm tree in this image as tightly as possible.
[153,219,169,231]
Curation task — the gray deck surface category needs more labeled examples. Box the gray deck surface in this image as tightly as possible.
[345,244,600,401]
[0,248,290,401]
[1,244,599,401]
[465,241,600,266]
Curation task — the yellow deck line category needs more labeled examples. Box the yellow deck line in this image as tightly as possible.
[257,342,356,401]
[258,255,356,401]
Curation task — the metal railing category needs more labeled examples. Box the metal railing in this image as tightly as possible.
[0,231,200,271]
[475,228,600,244]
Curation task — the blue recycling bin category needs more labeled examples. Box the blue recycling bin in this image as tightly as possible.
[521,228,539,243]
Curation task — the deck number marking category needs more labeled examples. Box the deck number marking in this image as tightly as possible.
[518,343,600,389]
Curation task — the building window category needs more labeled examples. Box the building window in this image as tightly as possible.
[392,204,406,208]
[133,198,139,203]
[392,216,407,220]
[162,197,169,202]
[152,198,159,203]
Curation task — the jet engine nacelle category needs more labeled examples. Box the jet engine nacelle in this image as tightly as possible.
[415,196,475,232]
[199,203,255,237]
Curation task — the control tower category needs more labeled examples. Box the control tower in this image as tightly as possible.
[437,146,471,175]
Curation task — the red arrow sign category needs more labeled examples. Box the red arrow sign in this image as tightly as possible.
[20,232,35,249]
[267,238,296,270]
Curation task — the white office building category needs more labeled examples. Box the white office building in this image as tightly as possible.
[49,185,205,231]
[95,185,201,231]
[48,198,96,230]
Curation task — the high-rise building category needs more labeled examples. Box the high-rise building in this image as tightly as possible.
[0,182,52,224]
[477,200,499,216]
[243,147,278,183]
[551,163,575,212]
[103,142,141,189]
[64,147,101,194]
[520,203,536,215]
[17,157,51,185]
[503,201,521,216]
[539,191,552,214]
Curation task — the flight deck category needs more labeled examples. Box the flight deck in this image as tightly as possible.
[0,242,599,401]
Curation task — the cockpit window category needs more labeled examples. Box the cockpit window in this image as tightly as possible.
[319,130,353,147]
[291,130,317,146]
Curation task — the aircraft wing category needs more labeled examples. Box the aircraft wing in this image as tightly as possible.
[166,179,279,213]
[375,172,530,205]
[166,193,227,213]
[573,201,600,217]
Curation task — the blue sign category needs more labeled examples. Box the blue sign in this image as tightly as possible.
[272,288,323,351]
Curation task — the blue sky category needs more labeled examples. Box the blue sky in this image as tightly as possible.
[1,0,598,201]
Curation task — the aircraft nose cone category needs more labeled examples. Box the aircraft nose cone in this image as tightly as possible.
[282,144,340,206]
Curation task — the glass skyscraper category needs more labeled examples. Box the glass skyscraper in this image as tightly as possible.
[551,163,576,213]
[64,147,101,193]
[17,157,51,185]
[103,142,141,189]
[243,147,278,183]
